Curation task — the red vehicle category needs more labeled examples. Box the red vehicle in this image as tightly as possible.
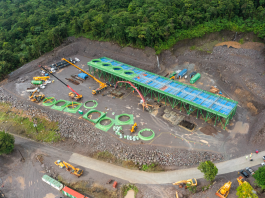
[62,186,89,198]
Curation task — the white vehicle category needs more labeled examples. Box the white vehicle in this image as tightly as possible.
[40,85,46,89]
[261,162,265,166]
[176,70,182,74]
[184,75,188,79]
[75,58,80,62]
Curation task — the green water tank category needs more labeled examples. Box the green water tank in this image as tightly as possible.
[31,80,43,85]
[190,73,201,84]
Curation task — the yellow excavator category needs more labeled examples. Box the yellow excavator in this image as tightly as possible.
[173,178,197,186]
[62,58,114,95]
[215,181,232,198]
[131,123,138,133]
[63,161,83,177]
[173,179,197,198]
[54,160,65,168]
[29,89,45,103]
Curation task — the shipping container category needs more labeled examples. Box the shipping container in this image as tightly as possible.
[42,175,63,191]
[190,73,201,84]
[62,186,87,198]
[177,69,187,79]
[31,80,43,85]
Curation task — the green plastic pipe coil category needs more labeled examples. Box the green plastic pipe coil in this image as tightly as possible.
[138,129,155,141]
[84,100,98,109]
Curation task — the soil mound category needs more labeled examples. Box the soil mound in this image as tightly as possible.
[215,41,264,51]
[200,125,217,136]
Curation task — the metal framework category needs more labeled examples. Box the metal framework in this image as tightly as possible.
[87,57,238,129]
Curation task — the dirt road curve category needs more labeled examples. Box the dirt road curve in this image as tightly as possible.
[15,134,265,185]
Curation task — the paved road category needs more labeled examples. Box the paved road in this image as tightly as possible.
[15,135,265,185]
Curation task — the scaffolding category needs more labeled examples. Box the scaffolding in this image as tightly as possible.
[87,57,238,129]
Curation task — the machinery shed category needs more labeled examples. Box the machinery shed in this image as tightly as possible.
[88,57,238,128]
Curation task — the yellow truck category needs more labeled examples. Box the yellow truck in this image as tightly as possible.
[33,76,50,81]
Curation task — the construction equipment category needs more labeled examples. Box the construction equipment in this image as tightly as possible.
[33,76,50,81]
[29,89,45,103]
[215,181,232,198]
[62,161,83,177]
[131,123,138,133]
[40,65,83,101]
[237,176,244,185]
[114,81,153,111]
[54,160,65,168]
[62,58,114,94]
[173,178,197,186]
[169,71,177,80]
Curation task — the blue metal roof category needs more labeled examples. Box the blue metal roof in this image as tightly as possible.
[99,57,237,116]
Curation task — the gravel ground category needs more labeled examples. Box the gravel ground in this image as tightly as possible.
[0,87,223,168]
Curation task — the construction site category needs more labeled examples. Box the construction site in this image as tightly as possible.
[1,31,265,198]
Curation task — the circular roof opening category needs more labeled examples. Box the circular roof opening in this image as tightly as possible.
[102,63,111,67]
[92,59,101,63]
[112,66,123,71]
[124,71,134,75]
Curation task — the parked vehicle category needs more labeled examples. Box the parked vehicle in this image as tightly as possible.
[62,186,89,198]
[240,170,249,178]
[263,156,265,160]
[261,162,265,166]
[190,73,201,84]
[189,71,197,78]
[42,175,63,191]
[246,167,255,175]
[176,69,187,79]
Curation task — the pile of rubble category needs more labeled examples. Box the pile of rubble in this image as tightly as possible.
[0,88,223,167]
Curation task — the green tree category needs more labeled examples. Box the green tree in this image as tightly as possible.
[197,161,218,182]
[186,183,197,194]
[83,19,91,33]
[236,182,258,198]
[0,131,15,155]
[253,166,265,190]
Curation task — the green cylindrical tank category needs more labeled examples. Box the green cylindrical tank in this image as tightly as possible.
[31,80,42,85]
[190,73,201,84]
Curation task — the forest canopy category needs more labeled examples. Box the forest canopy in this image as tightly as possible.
[0,0,265,77]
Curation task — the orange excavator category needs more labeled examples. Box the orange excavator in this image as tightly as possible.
[114,81,153,111]
[63,161,83,177]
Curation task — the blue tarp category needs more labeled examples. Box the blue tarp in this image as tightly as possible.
[78,73,88,79]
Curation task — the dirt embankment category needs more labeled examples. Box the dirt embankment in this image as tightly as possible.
[4,29,265,153]
[8,37,159,82]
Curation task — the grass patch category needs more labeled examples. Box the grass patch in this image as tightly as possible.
[57,175,118,198]
[121,184,138,197]
[190,45,196,50]
[92,151,164,172]
[0,102,61,143]
[141,163,164,172]
[239,38,244,44]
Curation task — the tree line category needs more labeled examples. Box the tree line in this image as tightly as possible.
[0,0,265,78]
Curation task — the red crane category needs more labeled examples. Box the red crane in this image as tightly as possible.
[115,81,153,111]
